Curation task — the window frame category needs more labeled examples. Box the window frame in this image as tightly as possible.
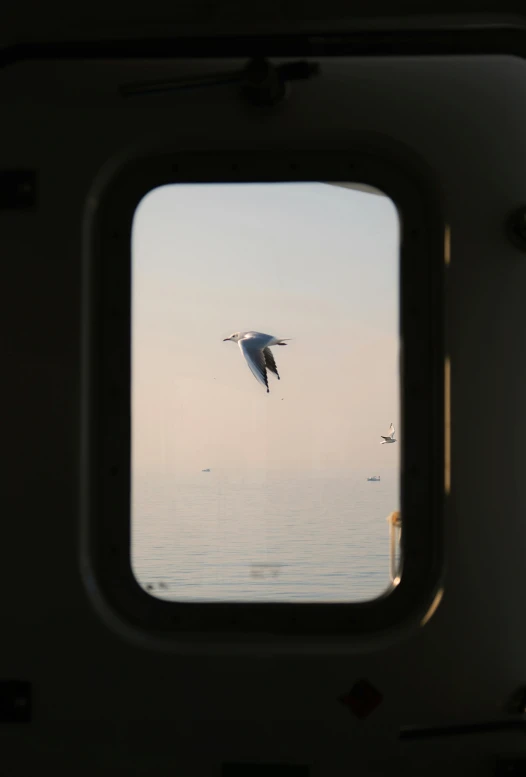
[80,145,444,646]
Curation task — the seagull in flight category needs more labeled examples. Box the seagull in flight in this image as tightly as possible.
[223,331,289,393]
[381,423,397,444]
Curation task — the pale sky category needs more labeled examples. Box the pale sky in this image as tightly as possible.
[131,182,400,480]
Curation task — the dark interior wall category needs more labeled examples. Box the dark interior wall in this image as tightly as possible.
[3,52,526,775]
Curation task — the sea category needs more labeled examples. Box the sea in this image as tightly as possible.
[132,470,400,603]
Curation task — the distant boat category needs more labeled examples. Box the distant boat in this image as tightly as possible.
[202,468,211,472]
[367,475,381,481]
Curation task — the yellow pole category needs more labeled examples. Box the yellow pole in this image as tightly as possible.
[388,511,401,585]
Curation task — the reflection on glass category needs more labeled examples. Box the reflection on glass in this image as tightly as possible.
[131,182,400,602]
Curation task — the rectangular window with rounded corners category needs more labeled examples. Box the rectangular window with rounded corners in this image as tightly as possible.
[132,182,401,603]
[81,150,444,642]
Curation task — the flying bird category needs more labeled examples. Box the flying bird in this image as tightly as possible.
[381,423,397,444]
[223,331,289,392]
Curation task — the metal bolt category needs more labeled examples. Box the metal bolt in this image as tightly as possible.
[240,58,287,107]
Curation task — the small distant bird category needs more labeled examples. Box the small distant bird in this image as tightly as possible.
[223,331,289,392]
[381,423,397,444]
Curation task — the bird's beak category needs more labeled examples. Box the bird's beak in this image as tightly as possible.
[223,337,231,341]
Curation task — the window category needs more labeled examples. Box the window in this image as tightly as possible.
[131,182,401,603]
[82,150,443,641]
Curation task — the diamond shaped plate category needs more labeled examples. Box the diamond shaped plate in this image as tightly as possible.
[339,678,383,719]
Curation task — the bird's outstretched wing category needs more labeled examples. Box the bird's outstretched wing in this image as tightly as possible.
[239,339,269,392]
[263,347,280,379]
[388,423,395,439]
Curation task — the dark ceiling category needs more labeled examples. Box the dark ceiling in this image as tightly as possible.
[2,1,526,48]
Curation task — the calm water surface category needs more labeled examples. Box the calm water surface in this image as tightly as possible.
[132,470,400,602]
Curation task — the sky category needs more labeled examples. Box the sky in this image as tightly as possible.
[131,182,400,480]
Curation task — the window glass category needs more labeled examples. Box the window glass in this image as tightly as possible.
[131,182,400,602]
